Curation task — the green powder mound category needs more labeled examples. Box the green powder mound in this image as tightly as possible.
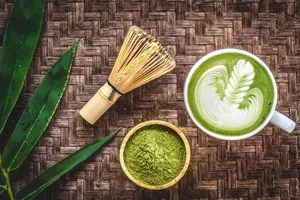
[124,127,186,186]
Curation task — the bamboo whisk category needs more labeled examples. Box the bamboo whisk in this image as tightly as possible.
[79,26,176,124]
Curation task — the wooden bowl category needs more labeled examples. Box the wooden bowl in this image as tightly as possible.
[120,120,191,190]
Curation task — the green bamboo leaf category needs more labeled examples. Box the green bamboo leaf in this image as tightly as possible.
[0,0,46,133]
[2,42,78,171]
[15,129,119,200]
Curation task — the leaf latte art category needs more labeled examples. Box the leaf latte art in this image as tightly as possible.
[195,59,264,130]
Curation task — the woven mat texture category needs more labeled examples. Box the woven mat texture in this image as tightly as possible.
[0,0,300,199]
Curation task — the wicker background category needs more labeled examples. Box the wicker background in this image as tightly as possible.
[0,0,300,199]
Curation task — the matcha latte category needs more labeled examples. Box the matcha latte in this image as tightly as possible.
[186,52,275,136]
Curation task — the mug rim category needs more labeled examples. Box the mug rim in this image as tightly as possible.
[184,48,278,140]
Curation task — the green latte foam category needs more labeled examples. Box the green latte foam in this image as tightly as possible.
[187,53,275,136]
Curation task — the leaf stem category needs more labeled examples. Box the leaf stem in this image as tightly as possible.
[0,155,14,200]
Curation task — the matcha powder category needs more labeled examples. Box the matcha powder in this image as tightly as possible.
[124,128,186,186]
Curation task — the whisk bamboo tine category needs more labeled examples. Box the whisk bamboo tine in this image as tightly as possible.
[79,26,176,124]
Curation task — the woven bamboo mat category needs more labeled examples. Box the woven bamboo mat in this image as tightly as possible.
[0,0,300,199]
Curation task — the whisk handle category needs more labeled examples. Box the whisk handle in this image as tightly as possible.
[79,82,121,124]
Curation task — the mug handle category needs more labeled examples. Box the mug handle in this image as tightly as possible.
[270,110,296,133]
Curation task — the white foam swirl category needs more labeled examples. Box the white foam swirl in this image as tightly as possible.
[195,60,263,131]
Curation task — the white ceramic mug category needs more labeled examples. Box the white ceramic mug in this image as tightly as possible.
[184,49,296,140]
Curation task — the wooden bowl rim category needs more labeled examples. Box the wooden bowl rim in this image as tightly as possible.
[119,120,191,190]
